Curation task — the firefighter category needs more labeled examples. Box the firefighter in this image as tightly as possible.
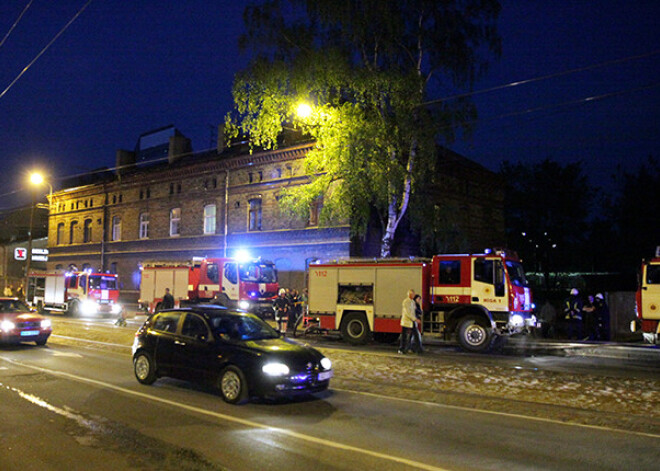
[161,288,175,310]
[593,293,610,341]
[562,288,583,340]
[273,288,290,333]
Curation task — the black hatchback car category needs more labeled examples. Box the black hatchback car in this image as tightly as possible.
[132,306,333,404]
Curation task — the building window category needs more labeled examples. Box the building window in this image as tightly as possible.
[203,204,216,235]
[83,219,93,243]
[56,223,65,245]
[110,262,118,274]
[139,212,149,239]
[169,183,174,195]
[69,221,78,244]
[249,172,253,184]
[139,190,144,200]
[248,198,262,231]
[170,208,181,237]
[112,216,121,241]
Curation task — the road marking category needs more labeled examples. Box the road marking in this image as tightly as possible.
[51,334,131,349]
[49,350,84,358]
[333,387,660,439]
[0,357,449,471]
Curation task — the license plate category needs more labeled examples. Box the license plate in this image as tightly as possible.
[318,370,333,381]
[21,330,40,337]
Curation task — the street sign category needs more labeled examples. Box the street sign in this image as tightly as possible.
[14,247,27,260]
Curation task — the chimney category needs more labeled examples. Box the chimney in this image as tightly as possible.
[115,149,136,175]
[168,133,192,164]
[217,123,225,154]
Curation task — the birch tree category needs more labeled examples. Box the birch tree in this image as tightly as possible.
[227,0,501,257]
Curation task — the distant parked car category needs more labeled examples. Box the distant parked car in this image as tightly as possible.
[0,298,52,346]
[132,306,333,404]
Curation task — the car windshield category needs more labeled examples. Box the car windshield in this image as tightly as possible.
[505,261,529,287]
[0,300,30,312]
[211,314,279,341]
[88,275,117,290]
[238,263,277,283]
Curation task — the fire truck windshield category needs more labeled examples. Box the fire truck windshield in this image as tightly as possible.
[238,263,277,283]
[88,275,117,290]
[505,261,529,287]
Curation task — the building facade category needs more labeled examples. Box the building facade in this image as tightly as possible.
[46,131,504,302]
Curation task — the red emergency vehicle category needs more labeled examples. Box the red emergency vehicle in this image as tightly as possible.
[27,270,122,317]
[139,257,279,317]
[632,248,660,344]
[307,250,535,352]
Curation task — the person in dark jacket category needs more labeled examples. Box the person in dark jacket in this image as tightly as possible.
[593,293,610,341]
[161,288,175,310]
[562,288,583,340]
[273,288,290,333]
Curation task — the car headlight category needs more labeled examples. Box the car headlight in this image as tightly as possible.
[510,314,524,327]
[238,300,250,310]
[111,303,123,314]
[1,320,15,332]
[81,300,98,315]
[262,362,290,376]
[41,319,52,329]
[320,357,332,371]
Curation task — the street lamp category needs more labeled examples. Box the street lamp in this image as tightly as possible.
[25,172,53,297]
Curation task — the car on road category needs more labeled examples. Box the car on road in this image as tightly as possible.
[0,298,52,346]
[132,306,333,404]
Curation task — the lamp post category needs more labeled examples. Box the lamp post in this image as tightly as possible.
[25,172,53,297]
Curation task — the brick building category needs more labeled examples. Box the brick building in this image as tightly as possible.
[46,129,504,302]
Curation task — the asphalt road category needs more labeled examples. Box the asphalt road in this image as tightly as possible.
[1,324,659,470]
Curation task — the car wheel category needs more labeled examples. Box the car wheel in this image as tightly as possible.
[340,312,370,345]
[219,366,248,404]
[134,352,157,385]
[35,338,47,346]
[457,315,492,353]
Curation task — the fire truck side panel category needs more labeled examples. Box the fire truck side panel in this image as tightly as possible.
[308,266,339,315]
[374,265,425,331]
[45,275,66,304]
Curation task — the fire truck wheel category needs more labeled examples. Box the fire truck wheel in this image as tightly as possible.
[67,300,80,317]
[340,312,370,345]
[218,366,249,404]
[457,315,492,353]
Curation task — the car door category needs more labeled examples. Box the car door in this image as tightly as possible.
[150,311,183,377]
[174,313,217,382]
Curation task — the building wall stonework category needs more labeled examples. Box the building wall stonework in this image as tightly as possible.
[46,142,503,302]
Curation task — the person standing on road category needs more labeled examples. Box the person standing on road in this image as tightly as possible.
[594,293,610,341]
[409,294,424,354]
[161,288,175,310]
[273,288,290,333]
[399,289,417,354]
[582,295,596,340]
[562,288,583,340]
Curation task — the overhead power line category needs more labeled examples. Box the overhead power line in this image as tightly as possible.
[0,0,34,50]
[422,49,660,106]
[0,0,94,101]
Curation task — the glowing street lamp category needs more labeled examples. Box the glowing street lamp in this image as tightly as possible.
[295,102,312,119]
[25,172,53,294]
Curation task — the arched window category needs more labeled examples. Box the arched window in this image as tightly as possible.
[83,219,93,243]
[139,212,149,239]
[69,221,78,244]
[56,223,65,245]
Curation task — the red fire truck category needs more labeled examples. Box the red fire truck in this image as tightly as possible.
[138,257,279,318]
[27,270,122,317]
[307,250,535,352]
[632,248,660,344]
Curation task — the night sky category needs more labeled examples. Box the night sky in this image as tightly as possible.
[1,0,658,209]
